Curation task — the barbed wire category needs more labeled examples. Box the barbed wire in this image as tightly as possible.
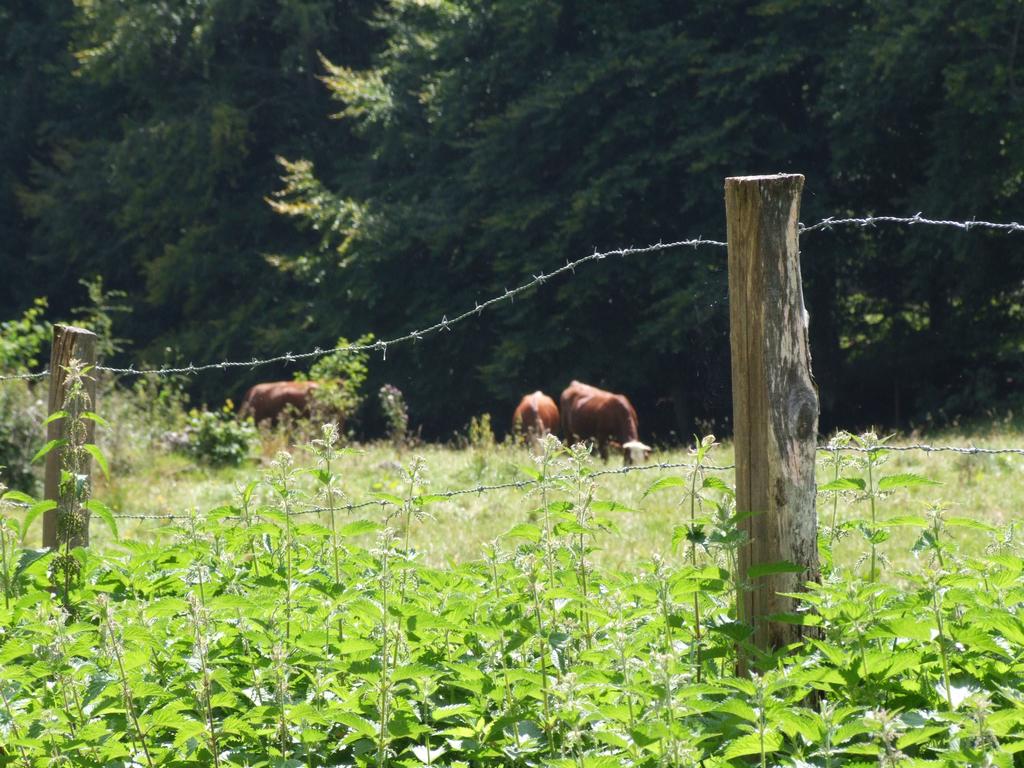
[101,460,735,521]
[0,370,50,383]
[816,443,1024,456]
[88,237,723,379]
[799,213,1024,235]
[2,211,1023,385]
[3,439,1019,524]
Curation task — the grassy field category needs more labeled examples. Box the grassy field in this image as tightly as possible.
[70,420,1024,573]
[4,402,1024,766]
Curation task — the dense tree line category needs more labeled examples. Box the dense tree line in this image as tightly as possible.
[2,0,1022,439]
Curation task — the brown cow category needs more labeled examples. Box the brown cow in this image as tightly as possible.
[239,381,320,424]
[560,380,652,465]
[512,391,559,448]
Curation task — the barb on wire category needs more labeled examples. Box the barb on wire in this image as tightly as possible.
[799,213,1024,236]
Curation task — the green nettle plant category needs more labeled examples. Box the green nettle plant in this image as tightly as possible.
[0,427,1022,767]
[30,361,116,608]
[644,434,738,680]
[820,431,941,582]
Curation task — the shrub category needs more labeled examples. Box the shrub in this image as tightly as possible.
[306,333,373,432]
[180,402,255,466]
[466,412,495,449]
[99,376,191,474]
[0,299,50,494]
[378,383,409,446]
[0,381,45,494]
[0,298,48,373]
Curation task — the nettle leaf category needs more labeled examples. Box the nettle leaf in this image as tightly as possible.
[0,639,33,664]
[42,410,69,426]
[643,476,686,497]
[372,492,405,506]
[702,475,733,493]
[340,520,380,537]
[773,708,820,742]
[897,724,949,749]
[31,438,66,464]
[819,477,865,492]
[337,638,377,656]
[1,489,36,505]
[15,548,48,579]
[333,711,378,740]
[82,444,110,480]
[22,499,56,535]
[554,520,587,536]
[84,499,118,538]
[723,729,782,759]
[671,525,708,553]
[411,744,448,764]
[431,703,474,721]
[518,465,541,481]
[945,517,998,532]
[877,617,935,642]
[504,523,542,543]
[81,411,110,428]
[877,473,940,491]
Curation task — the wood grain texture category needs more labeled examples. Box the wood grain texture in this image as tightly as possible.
[725,174,819,664]
[43,324,97,549]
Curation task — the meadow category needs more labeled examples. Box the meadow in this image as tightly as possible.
[90,412,1023,572]
[1,378,1023,767]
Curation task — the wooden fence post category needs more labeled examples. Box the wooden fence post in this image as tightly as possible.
[725,174,820,667]
[43,324,98,550]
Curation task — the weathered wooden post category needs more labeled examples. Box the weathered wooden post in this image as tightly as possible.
[43,324,98,549]
[725,174,820,666]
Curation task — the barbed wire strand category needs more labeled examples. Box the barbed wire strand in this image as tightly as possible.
[100,460,735,521]
[92,237,723,379]
[3,439,1020,522]
[0,370,49,383]
[799,213,1024,235]
[38,439,1024,521]
[2,212,1022,385]
[817,443,1024,456]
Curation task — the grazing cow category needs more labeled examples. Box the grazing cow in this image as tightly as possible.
[239,381,320,424]
[512,391,560,447]
[560,380,652,465]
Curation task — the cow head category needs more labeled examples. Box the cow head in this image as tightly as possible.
[622,440,652,465]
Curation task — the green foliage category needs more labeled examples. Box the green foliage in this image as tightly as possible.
[465,412,496,449]
[0,298,48,373]
[268,0,1024,435]
[7,0,381,405]
[0,299,53,494]
[378,383,409,446]
[2,0,1023,436]
[307,333,374,429]
[1,424,1023,765]
[71,275,130,359]
[180,403,255,467]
